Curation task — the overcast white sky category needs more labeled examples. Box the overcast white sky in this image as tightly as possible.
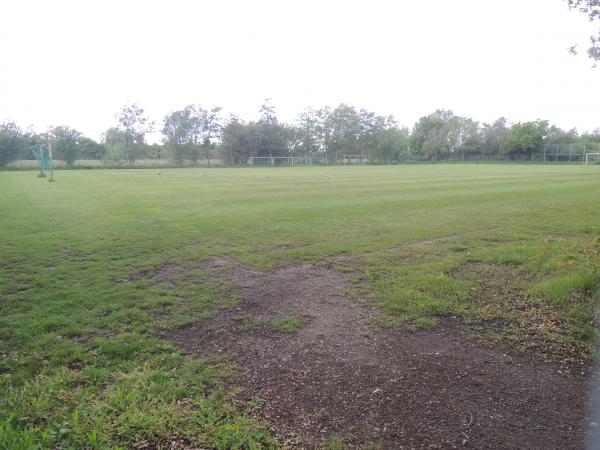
[0,0,598,142]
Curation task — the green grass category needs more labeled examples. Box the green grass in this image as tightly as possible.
[269,318,300,333]
[1,164,599,447]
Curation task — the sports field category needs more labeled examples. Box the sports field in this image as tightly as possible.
[1,164,599,448]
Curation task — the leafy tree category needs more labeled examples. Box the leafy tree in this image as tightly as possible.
[316,106,333,161]
[162,108,194,165]
[372,125,411,162]
[567,0,600,61]
[295,108,322,155]
[259,98,277,126]
[445,116,481,159]
[200,106,223,166]
[48,126,82,166]
[327,104,362,162]
[103,127,129,164]
[220,116,249,164]
[220,104,291,165]
[79,137,104,160]
[504,120,550,158]
[162,105,222,166]
[579,128,600,151]
[255,99,289,158]
[115,104,152,165]
[410,110,454,160]
[481,118,510,156]
[546,125,579,144]
[0,121,25,166]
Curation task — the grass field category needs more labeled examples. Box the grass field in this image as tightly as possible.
[1,165,600,448]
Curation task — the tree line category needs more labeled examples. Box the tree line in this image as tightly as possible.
[1,100,600,167]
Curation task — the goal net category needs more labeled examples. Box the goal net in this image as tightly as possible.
[248,156,321,166]
[343,154,368,164]
[585,153,600,164]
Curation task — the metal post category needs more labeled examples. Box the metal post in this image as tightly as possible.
[569,144,572,162]
[48,143,54,182]
[544,144,546,162]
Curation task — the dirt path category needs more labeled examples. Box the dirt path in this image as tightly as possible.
[168,258,589,449]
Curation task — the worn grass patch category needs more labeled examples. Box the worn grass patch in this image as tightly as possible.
[270,317,301,333]
[367,236,599,363]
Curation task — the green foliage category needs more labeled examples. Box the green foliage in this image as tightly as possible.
[0,121,25,167]
[110,104,152,166]
[410,110,482,160]
[504,120,549,157]
[162,105,222,166]
[270,318,300,333]
[4,101,600,167]
[567,0,600,60]
[49,126,82,166]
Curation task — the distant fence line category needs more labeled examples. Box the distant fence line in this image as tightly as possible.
[7,145,600,169]
[8,159,224,169]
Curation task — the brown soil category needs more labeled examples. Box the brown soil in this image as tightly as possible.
[168,258,590,449]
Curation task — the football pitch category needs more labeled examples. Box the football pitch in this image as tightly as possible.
[1,164,599,448]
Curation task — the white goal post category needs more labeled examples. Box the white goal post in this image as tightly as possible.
[248,156,318,166]
[343,154,368,164]
[585,153,600,164]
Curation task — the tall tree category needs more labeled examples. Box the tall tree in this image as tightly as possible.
[481,118,510,156]
[327,104,362,162]
[410,110,455,160]
[79,137,104,160]
[296,108,321,155]
[48,126,82,166]
[103,127,129,164]
[504,120,550,158]
[200,106,223,166]
[0,121,25,166]
[256,99,288,158]
[162,108,194,165]
[372,124,411,162]
[316,106,333,161]
[445,116,481,159]
[162,105,223,166]
[115,104,152,165]
[221,116,250,164]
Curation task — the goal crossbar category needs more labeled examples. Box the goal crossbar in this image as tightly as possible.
[585,153,600,164]
[343,154,368,164]
[248,156,318,166]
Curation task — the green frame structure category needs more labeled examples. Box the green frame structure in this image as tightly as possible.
[32,144,54,181]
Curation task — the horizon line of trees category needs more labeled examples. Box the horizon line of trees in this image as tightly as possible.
[2,100,600,167]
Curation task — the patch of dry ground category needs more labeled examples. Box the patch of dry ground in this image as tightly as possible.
[168,257,589,449]
[451,262,594,363]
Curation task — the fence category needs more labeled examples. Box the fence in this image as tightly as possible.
[8,158,224,168]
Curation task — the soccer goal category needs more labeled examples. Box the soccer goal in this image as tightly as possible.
[585,153,600,164]
[248,156,319,166]
[32,143,55,181]
[343,154,368,164]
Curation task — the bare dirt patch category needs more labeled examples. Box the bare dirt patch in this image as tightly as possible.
[168,259,589,449]
[200,255,233,269]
